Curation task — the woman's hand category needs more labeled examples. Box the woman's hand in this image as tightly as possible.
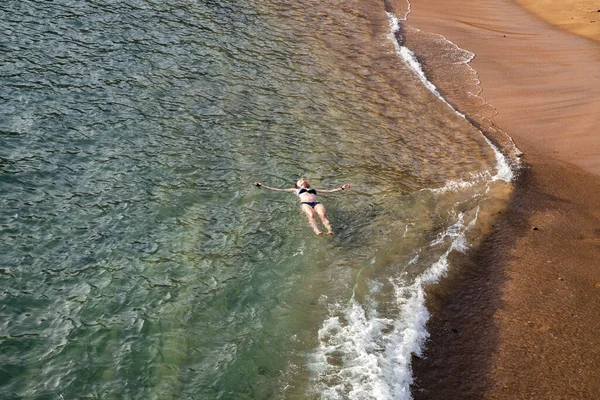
[254,182,262,188]
[342,183,350,190]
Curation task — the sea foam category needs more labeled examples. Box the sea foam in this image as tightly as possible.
[309,212,475,399]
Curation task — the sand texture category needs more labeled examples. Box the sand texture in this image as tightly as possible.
[406,0,600,398]
[516,0,600,43]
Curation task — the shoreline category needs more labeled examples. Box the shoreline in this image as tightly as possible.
[405,0,600,398]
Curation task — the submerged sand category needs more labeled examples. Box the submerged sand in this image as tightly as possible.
[405,0,600,398]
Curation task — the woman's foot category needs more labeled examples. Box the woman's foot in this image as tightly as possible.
[315,230,323,235]
[327,231,334,236]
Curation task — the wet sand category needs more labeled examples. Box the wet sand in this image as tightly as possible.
[405,0,600,398]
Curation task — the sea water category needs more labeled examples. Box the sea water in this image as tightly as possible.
[0,0,515,399]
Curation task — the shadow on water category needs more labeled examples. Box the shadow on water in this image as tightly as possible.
[330,201,382,246]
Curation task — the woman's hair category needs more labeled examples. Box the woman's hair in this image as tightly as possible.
[295,178,309,188]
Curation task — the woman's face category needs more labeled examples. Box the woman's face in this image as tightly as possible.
[297,179,308,188]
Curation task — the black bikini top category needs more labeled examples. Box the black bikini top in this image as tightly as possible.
[297,188,317,196]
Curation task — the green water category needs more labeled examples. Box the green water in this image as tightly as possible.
[0,0,508,398]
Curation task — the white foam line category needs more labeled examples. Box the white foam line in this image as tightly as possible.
[386,13,461,115]
[402,223,415,238]
[398,0,412,21]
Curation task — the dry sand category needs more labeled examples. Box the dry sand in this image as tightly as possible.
[516,0,600,43]
[403,0,600,398]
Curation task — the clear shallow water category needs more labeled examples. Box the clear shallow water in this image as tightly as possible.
[0,0,512,399]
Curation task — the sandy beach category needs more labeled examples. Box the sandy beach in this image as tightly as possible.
[404,0,600,398]
[516,0,600,43]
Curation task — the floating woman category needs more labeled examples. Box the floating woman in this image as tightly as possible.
[254,178,351,236]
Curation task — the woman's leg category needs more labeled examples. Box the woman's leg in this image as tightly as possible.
[314,204,333,235]
[301,204,322,235]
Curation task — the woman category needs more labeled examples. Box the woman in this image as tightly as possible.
[254,178,350,236]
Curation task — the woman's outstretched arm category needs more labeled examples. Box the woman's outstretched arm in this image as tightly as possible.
[316,183,350,193]
[254,182,296,192]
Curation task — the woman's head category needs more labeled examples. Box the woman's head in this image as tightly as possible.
[295,178,309,188]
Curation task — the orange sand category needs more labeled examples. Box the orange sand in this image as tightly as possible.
[516,0,600,43]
